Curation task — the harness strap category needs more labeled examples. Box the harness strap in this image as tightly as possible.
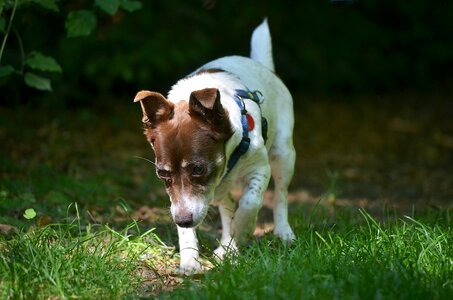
[224,89,267,177]
[235,89,268,142]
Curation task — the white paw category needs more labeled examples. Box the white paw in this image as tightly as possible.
[273,224,296,242]
[213,243,238,261]
[213,246,227,260]
[178,260,202,275]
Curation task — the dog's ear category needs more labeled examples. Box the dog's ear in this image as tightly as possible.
[189,88,230,133]
[134,90,174,128]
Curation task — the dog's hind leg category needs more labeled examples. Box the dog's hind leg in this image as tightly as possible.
[214,195,238,260]
[269,141,296,242]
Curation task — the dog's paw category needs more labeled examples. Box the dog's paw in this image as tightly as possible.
[213,244,238,261]
[178,254,202,275]
[177,261,202,276]
[273,224,296,242]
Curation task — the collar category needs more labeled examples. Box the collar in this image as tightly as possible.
[224,89,264,177]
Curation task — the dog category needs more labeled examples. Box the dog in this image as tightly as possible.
[134,19,296,273]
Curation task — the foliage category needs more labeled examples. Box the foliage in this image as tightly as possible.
[0,0,452,104]
[0,0,142,92]
[65,10,97,38]
[22,207,36,219]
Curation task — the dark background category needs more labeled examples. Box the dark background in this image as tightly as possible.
[2,0,453,107]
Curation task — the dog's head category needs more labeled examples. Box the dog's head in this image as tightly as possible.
[134,88,233,228]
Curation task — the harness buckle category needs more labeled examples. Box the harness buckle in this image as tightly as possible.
[253,90,264,104]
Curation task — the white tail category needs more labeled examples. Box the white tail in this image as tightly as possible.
[250,18,275,72]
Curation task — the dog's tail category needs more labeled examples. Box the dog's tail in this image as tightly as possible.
[250,18,275,72]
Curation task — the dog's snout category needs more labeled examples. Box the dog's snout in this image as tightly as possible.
[175,212,194,228]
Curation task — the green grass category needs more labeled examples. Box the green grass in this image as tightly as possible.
[0,206,170,299]
[163,210,453,300]
[1,206,452,299]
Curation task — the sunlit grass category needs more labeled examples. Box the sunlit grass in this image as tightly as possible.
[0,205,171,299]
[162,209,453,300]
[1,204,452,299]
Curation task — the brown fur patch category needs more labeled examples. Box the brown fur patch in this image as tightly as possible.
[145,99,232,204]
[134,91,174,128]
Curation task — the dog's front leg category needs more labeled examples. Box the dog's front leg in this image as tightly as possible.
[231,164,271,245]
[214,195,238,260]
[177,226,201,273]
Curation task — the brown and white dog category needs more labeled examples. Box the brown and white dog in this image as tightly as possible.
[134,19,296,273]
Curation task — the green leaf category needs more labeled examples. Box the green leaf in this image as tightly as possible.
[66,10,97,37]
[0,65,14,77]
[25,52,62,72]
[120,0,142,12]
[23,208,37,220]
[24,72,52,91]
[0,16,5,32]
[30,0,59,12]
[96,0,120,16]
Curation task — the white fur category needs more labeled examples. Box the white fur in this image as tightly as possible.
[250,18,275,71]
[167,20,296,273]
[170,194,209,227]
[181,160,188,168]
[214,195,238,260]
[177,226,201,272]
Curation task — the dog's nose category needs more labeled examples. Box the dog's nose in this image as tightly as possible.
[175,213,194,228]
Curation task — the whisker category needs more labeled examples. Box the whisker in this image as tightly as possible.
[133,155,156,166]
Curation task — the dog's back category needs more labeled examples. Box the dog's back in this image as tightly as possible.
[198,20,294,152]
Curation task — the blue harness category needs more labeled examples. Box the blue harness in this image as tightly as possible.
[224,89,268,176]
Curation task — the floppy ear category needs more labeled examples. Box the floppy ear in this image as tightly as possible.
[189,88,230,132]
[134,90,174,128]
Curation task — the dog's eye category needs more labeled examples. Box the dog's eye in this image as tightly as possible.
[191,164,206,177]
[157,169,172,187]
[157,169,171,179]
